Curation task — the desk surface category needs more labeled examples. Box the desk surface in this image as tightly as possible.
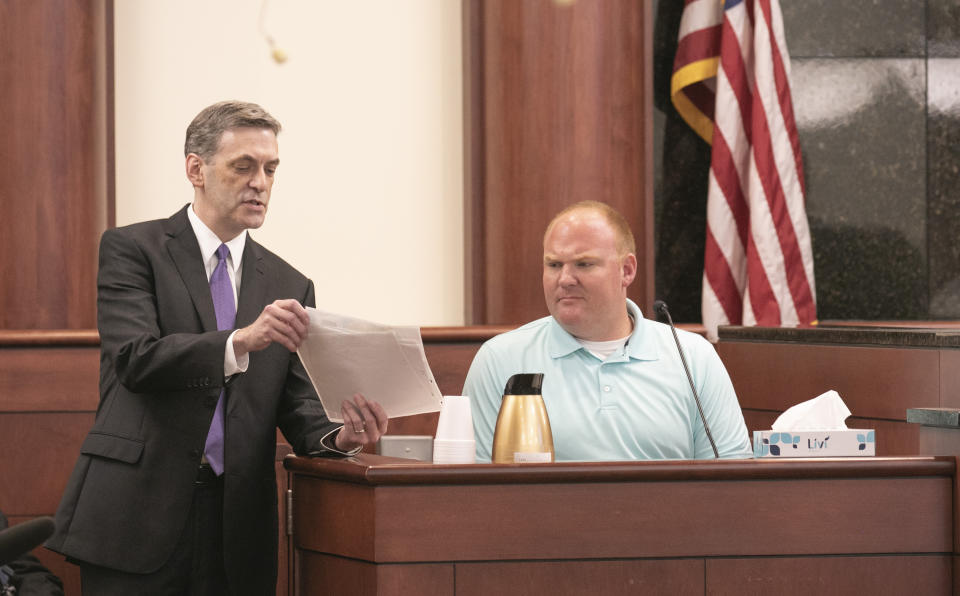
[719,323,960,347]
[286,452,953,481]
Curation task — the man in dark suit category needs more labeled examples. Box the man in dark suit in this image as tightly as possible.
[46,100,387,595]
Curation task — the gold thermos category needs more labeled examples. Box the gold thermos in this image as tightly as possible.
[491,373,554,463]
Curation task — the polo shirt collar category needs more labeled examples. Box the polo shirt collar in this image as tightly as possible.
[623,299,660,361]
[546,299,660,361]
[547,317,585,358]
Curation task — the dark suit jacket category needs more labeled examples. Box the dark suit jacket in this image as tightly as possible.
[47,206,338,595]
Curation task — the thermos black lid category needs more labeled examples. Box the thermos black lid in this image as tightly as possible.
[503,373,544,396]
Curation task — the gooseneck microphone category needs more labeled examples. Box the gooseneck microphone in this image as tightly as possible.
[0,516,55,566]
[654,300,719,458]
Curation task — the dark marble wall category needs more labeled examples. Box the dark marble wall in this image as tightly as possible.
[652,0,960,322]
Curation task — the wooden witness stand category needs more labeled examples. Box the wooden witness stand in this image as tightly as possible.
[284,454,958,595]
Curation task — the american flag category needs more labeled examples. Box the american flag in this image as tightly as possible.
[671,0,816,341]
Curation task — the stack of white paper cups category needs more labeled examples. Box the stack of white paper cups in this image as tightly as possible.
[432,395,476,464]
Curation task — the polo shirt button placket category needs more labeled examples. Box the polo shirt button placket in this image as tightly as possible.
[598,367,616,407]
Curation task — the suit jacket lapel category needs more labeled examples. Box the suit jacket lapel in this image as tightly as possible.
[164,206,219,333]
[236,238,267,329]
[228,239,268,417]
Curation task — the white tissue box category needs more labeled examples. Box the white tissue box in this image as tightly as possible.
[753,429,875,457]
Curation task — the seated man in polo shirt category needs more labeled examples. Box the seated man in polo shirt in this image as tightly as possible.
[463,201,752,461]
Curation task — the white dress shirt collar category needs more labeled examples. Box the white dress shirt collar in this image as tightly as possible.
[187,205,247,278]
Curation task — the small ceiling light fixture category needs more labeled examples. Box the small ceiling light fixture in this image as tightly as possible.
[260,0,287,64]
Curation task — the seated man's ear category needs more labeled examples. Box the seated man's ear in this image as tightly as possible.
[621,253,638,287]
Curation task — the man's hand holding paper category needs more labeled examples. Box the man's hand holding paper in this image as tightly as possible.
[335,393,389,451]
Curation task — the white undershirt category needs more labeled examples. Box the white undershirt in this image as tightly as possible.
[578,335,631,360]
[576,312,636,360]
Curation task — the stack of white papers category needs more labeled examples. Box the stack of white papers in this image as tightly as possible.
[296,308,443,422]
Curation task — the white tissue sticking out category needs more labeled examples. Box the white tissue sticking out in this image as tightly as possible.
[771,390,852,431]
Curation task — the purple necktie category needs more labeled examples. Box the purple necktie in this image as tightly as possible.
[203,243,236,475]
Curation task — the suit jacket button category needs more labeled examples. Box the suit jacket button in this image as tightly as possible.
[190,449,200,458]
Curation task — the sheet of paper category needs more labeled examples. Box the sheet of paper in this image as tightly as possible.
[296,308,443,422]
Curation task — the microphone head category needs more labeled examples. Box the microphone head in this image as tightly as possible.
[0,516,55,565]
[653,300,669,316]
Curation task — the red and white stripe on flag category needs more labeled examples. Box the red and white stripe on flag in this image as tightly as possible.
[671,0,816,341]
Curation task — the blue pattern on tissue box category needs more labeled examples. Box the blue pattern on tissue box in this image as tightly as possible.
[755,430,875,456]
[856,431,876,451]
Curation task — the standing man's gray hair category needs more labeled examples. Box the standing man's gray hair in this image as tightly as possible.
[184,100,282,160]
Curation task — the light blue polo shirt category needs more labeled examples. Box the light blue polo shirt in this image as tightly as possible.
[463,299,752,462]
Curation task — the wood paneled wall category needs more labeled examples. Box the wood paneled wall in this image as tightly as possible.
[1,2,112,593]
[463,0,655,325]
[0,0,113,330]
[0,332,100,595]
